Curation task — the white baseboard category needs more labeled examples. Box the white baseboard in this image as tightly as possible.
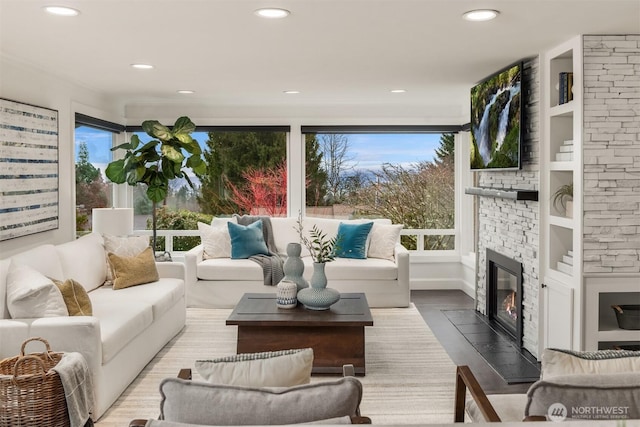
[411,278,475,298]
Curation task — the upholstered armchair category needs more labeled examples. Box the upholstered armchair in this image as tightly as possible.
[454,348,640,423]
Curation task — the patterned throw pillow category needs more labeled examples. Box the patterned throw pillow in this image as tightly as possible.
[198,221,233,259]
[108,247,159,290]
[195,348,313,387]
[103,234,149,285]
[52,278,93,316]
[368,223,403,261]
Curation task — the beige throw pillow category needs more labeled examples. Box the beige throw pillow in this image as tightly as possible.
[195,348,314,387]
[103,234,150,285]
[52,278,93,316]
[108,247,159,290]
[368,223,403,261]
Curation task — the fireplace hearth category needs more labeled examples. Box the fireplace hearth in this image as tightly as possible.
[486,249,523,348]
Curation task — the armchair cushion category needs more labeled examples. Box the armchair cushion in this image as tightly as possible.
[465,394,527,423]
[541,348,640,379]
[159,376,363,425]
[525,372,640,420]
[195,348,313,387]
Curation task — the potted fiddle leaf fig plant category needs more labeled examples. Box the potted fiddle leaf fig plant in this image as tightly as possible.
[105,116,206,258]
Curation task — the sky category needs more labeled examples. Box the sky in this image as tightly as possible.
[74,127,444,176]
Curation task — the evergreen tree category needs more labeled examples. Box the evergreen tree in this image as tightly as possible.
[434,133,455,166]
[198,131,286,215]
[305,134,328,207]
[75,140,101,184]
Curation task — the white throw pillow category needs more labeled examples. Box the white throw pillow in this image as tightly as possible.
[195,348,314,387]
[6,261,68,319]
[103,234,150,285]
[199,218,236,259]
[368,223,403,261]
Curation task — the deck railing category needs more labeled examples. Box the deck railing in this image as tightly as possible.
[132,228,456,257]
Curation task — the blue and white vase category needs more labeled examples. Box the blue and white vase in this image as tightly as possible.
[297,262,340,310]
[276,279,298,309]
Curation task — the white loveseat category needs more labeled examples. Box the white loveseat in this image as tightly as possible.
[0,232,186,420]
[185,216,410,308]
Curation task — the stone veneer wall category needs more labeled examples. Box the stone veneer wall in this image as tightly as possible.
[583,35,640,273]
[476,58,540,356]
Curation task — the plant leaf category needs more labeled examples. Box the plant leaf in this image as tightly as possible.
[143,120,172,141]
[172,116,196,135]
[161,144,185,163]
[147,184,167,203]
[105,159,126,183]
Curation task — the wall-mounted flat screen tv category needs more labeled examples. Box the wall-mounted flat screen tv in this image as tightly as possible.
[470,62,523,170]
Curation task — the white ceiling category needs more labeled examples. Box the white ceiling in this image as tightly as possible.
[1,0,639,123]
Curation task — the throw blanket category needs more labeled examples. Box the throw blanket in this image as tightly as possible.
[51,352,94,427]
[234,215,284,286]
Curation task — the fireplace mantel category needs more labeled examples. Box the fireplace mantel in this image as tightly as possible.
[464,187,538,201]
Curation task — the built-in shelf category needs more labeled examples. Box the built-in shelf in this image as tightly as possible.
[464,187,539,201]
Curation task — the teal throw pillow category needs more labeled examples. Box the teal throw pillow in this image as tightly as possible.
[228,220,270,259]
[336,222,374,259]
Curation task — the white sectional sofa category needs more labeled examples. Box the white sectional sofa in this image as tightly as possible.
[0,232,186,420]
[185,216,410,308]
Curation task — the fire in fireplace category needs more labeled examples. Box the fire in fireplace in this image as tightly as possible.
[486,249,523,348]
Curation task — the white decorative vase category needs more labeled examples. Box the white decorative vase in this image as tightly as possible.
[296,262,340,310]
[565,200,573,219]
[276,279,298,309]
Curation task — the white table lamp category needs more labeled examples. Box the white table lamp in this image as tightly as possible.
[92,208,134,236]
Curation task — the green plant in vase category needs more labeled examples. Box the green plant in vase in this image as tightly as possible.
[552,182,573,218]
[295,214,342,310]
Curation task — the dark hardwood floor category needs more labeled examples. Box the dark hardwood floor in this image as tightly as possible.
[411,289,534,394]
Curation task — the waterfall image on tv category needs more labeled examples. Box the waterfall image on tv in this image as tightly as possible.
[470,63,522,170]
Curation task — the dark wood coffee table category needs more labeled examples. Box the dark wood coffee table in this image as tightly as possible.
[226,292,374,375]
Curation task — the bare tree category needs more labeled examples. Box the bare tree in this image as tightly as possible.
[319,134,355,203]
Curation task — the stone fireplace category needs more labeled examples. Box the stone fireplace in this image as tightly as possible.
[474,57,540,357]
[486,248,523,348]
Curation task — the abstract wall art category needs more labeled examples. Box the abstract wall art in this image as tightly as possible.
[0,98,59,241]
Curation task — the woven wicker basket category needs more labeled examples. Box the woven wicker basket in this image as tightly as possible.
[0,337,70,427]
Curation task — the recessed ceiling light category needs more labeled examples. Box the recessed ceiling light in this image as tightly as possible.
[462,9,499,21]
[283,90,300,94]
[44,6,80,16]
[177,90,195,94]
[255,8,290,19]
[390,89,407,93]
[131,64,154,70]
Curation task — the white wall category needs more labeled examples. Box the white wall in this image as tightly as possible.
[0,58,124,258]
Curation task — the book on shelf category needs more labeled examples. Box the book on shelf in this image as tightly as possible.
[558,72,574,105]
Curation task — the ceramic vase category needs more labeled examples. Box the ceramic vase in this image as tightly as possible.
[297,262,340,310]
[276,279,298,309]
[282,242,309,292]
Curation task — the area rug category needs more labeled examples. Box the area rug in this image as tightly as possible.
[96,304,456,426]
